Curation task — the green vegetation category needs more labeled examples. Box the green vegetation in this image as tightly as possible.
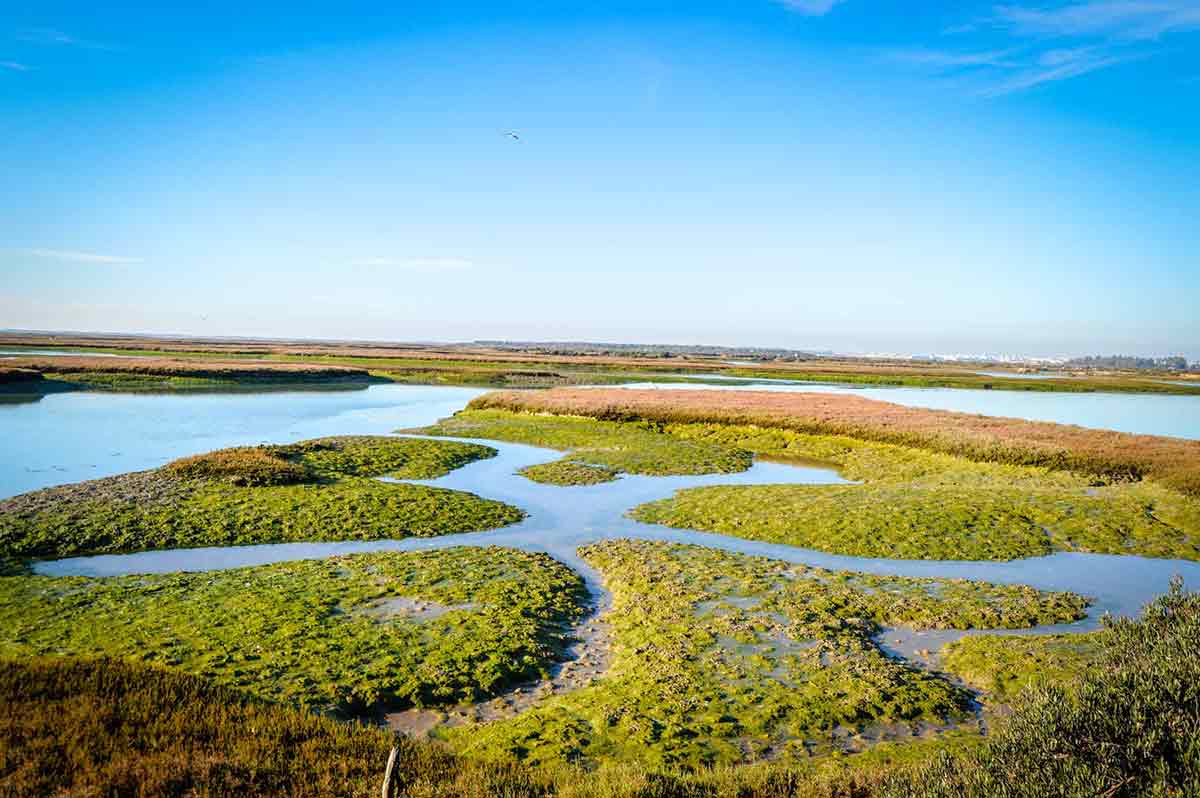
[7,333,1199,394]
[415,409,753,477]
[0,436,524,560]
[0,657,398,798]
[422,407,1200,561]
[881,581,1200,798]
[450,540,1088,769]
[472,388,1200,498]
[5,585,1197,797]
[631,481,1198,561]
[0,547,586,714]
[940,632,1105,701]
[0,656,980,798]
[519,461,620,486]
[43,370,370,391]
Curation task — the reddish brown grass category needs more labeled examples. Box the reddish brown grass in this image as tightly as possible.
[6,356,370,381]
[471,388,1200,496]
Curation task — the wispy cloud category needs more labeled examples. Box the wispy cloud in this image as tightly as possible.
[887,1,1198,94]
[982,47,1145,94]
[994,1,1200,41]
[0,60,29,71]
[350,257,475,273]
[776,0,847,17]
[884,48,1019,68]
[15,27,119,51]
[22,248,141,265]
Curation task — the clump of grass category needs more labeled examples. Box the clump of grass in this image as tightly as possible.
[469,388,1200,497]
[939,632,1105,702]
[0,436,523,560]
[414,409,753,477]
[165,446,312,486]
[0,547,587,714]
[450,539,1088,769]
[518,461,619,486]
[279,435,493,480]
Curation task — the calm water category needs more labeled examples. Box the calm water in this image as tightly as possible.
[0,348,124,357]
[613,382,1200,439]
[0,384,483,498]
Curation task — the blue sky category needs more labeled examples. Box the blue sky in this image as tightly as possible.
[2,1,1198,357]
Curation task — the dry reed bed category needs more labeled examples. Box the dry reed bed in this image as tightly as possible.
[7,355,371,381]
[470,388,1200,496]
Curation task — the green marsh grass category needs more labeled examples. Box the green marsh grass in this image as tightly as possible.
[4,583,1197,797]
[449,540,1088,769]
[0,547,586,714]
[939,632,1105,702]
[471,388,1200,497]
[0,436,524,560]
[415,409,753,477]
[419,408,1200,561]
[519,461,621,485]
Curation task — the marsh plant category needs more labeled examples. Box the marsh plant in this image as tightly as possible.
[418,407,1200,561]
[0,547,587,714]
[0,436,524,560]
[449,540,1088,769]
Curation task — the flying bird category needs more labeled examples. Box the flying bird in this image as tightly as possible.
[505,130,520,141]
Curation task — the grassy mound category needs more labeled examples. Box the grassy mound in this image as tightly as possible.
[630,482,1197,561]
[165,446,312,486]
[0,436,524,560]
[0,547,586,714]
[518,461,619,486]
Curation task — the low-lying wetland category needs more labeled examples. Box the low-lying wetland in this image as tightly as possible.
[6,382,1200,794]
[0,435,523,560]
[420,406,1200,562]
[447,540,1088,768]
[0,546,586,714]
